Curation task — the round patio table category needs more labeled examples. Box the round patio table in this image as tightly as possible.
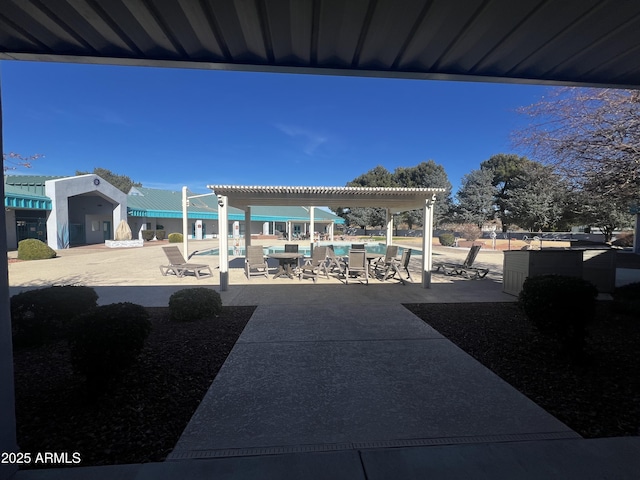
[267,252,304,279]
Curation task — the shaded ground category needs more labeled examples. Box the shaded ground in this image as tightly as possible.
[13,301,640,469]
[404,302,640,438]
[13,306,255,468]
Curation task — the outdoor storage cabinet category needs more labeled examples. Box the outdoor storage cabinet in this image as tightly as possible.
[503,249,617,296]
[503,250,583,296]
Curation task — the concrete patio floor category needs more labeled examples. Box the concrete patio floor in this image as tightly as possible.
[9,241,640,479]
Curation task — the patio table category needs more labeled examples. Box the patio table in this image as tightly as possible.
[267,252,304,279]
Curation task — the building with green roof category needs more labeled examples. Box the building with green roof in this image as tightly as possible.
[4,175,344,250]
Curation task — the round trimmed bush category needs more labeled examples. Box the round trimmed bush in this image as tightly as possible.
[168,232,183,243]
[169,288,222,322]
[155,229,166,241]
[439,233,455,246]
[68,302,151,384]
[11,285,98,347]
[519,275,598,357]
[141,229,155,241]
[17,238,56,260]
[613,282,640,316]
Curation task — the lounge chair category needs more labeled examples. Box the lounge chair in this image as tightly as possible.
[379,248,413,284]
[434,244,489,279]
[299,246,329,283]
[372,245,399,280]
[340,249,368,285]
[160,246,213,279]
[245,245,269,280]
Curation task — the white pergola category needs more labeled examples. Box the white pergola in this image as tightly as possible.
[209,185,445,290]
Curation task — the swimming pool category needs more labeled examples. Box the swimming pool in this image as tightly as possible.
[195,242,421,257]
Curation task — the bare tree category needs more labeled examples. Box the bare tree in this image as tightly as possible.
[515,87,640,204]
[3,152,43,172]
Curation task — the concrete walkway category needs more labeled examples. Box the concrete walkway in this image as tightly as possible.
[10,242,640,479]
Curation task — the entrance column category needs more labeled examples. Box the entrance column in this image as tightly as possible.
[422,194,436,288]
[0,76,19,480]
[218,196,229,291]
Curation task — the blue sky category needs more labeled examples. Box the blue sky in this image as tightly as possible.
[1,61,551,195]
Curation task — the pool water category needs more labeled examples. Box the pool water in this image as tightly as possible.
[195,243,421,257]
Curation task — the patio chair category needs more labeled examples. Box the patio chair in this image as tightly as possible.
[284,244,300,272]
[299,246,329,283]
[325,245,343,273]
[434,244,489,279]
[245,245,269,280]
[372,245,399,280]
[160,246,213,279]
[341,249,368,285]
[379,248,413,284]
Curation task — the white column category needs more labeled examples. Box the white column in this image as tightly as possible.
[218,196,229,291]
[330,222,334,241]
[309,207,315,251]
[182,187,189,259]
[422,195,436,288]
[244,207,251,247]
[287,221,292,241]
[386,209,393,246]
[0,79,19,480]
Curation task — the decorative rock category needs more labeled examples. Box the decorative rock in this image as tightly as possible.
[115,220,133,241]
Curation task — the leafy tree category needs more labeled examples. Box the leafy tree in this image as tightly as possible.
[3,152,43,172]
[76,167,141,193]
[394,160,453,226]
[504,162,569,231]
[455,169,495,227]
[335,161,454,231]
[567,188,634,242]
[480,153,533,231]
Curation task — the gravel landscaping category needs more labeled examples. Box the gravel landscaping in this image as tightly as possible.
[13,306,254,468]
[13,300,640,469]
[404,302,640,439]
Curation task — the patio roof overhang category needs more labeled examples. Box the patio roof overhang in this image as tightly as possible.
[209,185,445,213]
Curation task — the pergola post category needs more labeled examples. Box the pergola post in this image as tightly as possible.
[309,206,315,251]
[421,195,436,288]
[218,196,229,291]
[0,77,18,480]
[182,186,189,259]
[244,207,251,247]
[385,208,393,246]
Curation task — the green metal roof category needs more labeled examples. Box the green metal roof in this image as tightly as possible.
[3,178,344,223]
[127,187,344,223]
[4,175,56,210]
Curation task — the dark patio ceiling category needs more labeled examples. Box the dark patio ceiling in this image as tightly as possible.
[1,0,640,88]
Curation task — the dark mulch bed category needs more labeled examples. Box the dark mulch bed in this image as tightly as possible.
[13,306,255,468]
[404,302,640,439]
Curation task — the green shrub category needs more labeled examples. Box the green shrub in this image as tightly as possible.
[519,275,598,358]
[155,229,166,241]
[168,232,183,243]
[68,302,151,386]
[169,288,222,322]
[11,285,98,347]
[613,282,640,316]
[439,233,455,246]
[141,229,155,241]
[17,238,56,260]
